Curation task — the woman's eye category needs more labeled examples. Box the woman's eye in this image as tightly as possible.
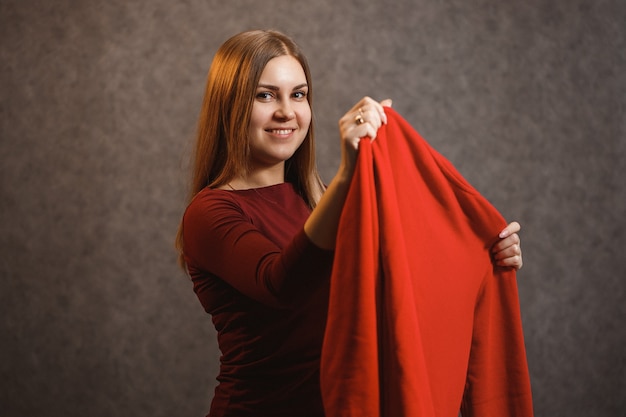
[293,91,307,100]
[256,92,273,100]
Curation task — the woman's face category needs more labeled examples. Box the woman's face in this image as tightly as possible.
[247,55,311,169]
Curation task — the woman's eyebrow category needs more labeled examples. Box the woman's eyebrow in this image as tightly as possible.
[257,83,308,91]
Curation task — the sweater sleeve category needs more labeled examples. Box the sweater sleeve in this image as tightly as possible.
[182,190,332,309]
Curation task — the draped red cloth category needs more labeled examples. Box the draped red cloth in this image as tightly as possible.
[320,107,533,417]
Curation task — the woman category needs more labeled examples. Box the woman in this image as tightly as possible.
[177,29,522,417]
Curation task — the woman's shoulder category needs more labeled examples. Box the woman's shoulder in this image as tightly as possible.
[192,186,235,202]
[184,187,244,219]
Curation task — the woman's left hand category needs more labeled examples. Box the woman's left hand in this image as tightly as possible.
[492,221,523,270]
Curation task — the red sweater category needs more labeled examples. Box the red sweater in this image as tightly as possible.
[321,108,534,416]
[183,183,333,417]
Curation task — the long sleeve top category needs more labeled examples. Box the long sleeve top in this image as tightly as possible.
[321,107,534,417]
[182,183,333,417]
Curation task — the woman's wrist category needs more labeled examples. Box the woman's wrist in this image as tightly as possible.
[334,161,356,185]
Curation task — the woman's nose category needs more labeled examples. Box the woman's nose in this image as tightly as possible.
[274,100,295,120]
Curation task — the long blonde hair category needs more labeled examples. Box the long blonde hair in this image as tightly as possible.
[176,30,325,268]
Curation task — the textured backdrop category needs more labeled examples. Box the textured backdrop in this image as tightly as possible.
[1,0,624,416]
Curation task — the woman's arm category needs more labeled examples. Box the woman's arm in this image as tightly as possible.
[304,97,392,249]
[183,190,333,307]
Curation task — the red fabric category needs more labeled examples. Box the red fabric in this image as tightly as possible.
[321,108,533,417]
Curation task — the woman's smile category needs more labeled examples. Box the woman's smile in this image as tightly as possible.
[266,127,297,137]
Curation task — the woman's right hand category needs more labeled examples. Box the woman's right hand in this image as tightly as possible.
[337,97,392,179]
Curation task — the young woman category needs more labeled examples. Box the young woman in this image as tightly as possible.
[176,29,523,417]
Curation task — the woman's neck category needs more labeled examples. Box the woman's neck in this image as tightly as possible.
[228,165,285,190]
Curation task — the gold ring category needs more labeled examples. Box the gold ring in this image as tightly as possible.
[355,114,365,125]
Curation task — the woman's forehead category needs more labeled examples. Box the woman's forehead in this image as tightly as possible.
[258,55,307,87]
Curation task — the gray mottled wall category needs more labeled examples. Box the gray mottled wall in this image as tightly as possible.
[1,0,624,416]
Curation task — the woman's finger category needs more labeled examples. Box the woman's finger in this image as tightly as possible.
[499,221,521,238]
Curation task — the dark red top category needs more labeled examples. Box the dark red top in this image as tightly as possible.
[182,183,333,417]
